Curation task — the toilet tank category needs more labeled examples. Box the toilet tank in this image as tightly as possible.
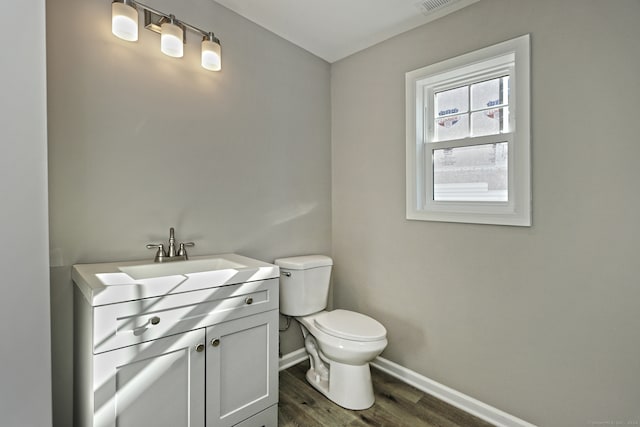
[274,255,333,317]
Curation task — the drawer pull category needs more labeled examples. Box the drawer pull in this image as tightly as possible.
[211,338,220,347]
[195,344,205,352]
[245,297,253,305]
[150,316,161,325]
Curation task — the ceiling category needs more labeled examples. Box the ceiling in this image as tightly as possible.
[213,0,480,63]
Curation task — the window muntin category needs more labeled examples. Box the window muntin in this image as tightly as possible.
[405,34,530,226]
[431,75,511,143]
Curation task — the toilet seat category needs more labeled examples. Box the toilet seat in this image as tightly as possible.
[314,309,386,342]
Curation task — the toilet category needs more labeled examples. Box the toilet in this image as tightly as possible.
[275,255,387,410]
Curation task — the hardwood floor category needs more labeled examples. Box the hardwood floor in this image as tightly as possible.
[278,361,495,427]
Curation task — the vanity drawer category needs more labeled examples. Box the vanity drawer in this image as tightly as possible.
[93,278,278,354]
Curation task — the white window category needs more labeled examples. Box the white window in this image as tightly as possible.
[406,35,531,226]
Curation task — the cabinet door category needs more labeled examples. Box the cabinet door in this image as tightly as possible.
[206,310,278,427]
[93,329,206,427]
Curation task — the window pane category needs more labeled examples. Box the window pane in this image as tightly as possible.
[435,86,469,117]
[471,76,509,111]
[434,114,469,142]
[433,142,508,202]
[471,107,509,137]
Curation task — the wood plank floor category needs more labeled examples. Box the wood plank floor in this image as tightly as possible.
[279,361,495,427]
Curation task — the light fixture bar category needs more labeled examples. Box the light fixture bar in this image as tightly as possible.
[182,22,211,38]
[111,0,222,71]
[135,1,213,39]
[142,9,164,34]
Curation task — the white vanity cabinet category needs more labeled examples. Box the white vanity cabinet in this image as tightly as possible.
[73,256,280,427]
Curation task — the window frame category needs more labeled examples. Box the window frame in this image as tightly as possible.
[406,34,531,226]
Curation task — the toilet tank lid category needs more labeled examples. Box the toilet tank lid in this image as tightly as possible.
[274,255,333,270]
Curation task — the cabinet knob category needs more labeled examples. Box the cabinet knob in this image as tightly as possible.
[211,338,220,347]
[150,316,161,325]
[245,297,253,305]
[195,343,205,352]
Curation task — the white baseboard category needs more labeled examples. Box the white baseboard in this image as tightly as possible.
[279,350,535,427]
[371,357,536,427]
[279,348,308,371]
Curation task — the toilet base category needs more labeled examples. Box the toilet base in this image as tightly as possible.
[305,360,375,410]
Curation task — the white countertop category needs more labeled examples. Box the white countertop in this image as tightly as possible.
[72,253,280,306]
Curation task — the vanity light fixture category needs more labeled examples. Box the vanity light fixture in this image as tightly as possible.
[110,0,222,71]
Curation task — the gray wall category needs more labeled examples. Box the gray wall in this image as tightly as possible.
[331,0,640,426]
[47,0,330,424]
[47,0,640,425]
[0,1,52,427]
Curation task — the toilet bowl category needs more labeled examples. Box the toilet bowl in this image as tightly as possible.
[275,255,388,410]
[296,310,387,410]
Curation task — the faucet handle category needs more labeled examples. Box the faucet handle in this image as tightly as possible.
[178,242,195,259]
[146,243,166,262]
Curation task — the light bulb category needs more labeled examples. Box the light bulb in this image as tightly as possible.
[201,35,221,71]
[111,0,138,42]
[161,17,184,58]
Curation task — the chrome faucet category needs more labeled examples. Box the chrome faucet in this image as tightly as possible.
[168,227,177,257]
[146,227,195,263]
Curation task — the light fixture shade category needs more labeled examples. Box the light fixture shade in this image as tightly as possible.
[112,1,138,42]
[161,20,184,58]
[201,37,221,71]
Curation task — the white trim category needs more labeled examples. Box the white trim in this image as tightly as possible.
[371,356,537,427]
[279,348,308,371]
[406,34,531,226]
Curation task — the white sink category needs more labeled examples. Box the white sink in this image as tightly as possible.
[72,253,280,306]
[119,257,247,280]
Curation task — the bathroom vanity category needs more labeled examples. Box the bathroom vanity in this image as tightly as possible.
[73,253,280,427]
